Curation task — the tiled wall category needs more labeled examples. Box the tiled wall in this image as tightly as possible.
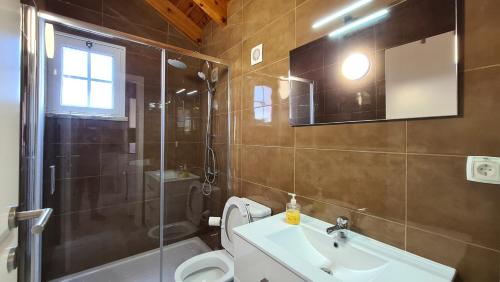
[202,0,500,281]
[43,0,198,50]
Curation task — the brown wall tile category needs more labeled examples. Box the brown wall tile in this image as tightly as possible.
[242,0,294,40]
[295,149,406,222]
[295,121,406,152]
[299,196,405,249]
[221,43,243,79]
[241,59,290,110]
[407,155,500,250]
[237,180,289,214]
[242,12,295,73]
[241,146,294,192]
[211,10,243,55]
[230,76,242,112]
[242,102,294,147]
[407,227,500,282]
[407,67,500,156]
[463,0,500,70]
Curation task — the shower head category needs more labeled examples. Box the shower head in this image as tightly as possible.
[168,59,187,69]
[197,71,207,81]
[198,61,213,80]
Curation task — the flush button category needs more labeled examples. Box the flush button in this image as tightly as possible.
[466,156,500,184]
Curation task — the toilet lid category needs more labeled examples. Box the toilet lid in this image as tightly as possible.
[221,197,250,256]
[186,181,203,226]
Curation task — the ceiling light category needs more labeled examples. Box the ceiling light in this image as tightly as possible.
[342,52,371,80]
[329,9,389,38]
[187,90,198,95]
[312,0,373,29]
[176,88,186,94]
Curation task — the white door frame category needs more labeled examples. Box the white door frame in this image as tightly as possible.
[0,0,22,281]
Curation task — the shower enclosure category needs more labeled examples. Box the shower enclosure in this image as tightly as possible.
[19,5,230,282]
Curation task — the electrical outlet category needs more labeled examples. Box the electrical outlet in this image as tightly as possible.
[466,156,500,184]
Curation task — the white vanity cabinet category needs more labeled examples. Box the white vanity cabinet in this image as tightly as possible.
[234,233,306,282]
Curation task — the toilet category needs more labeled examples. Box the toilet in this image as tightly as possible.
[148,181,219,241]
[174,196,272,282]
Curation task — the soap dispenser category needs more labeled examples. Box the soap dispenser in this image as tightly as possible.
[285,193,301,225]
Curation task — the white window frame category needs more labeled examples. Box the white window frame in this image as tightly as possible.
[46,31,126,118]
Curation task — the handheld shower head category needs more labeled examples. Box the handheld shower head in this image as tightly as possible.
[197,71,206,81]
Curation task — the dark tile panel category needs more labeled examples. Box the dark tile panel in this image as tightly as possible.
[375,0,455,50]
[102,0,168,31]
[42,201,160,280]
[102,15,167,43]
[48,0,102,12]
[46,0,102,25]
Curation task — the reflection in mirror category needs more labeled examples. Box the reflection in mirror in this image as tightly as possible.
[289,0,458,126]
[253,85,273,123]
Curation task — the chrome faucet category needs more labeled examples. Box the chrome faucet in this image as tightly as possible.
[326,216,349,238]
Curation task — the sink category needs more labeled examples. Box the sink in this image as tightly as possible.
[267,226,388,281]
[145,169,199,183]
[233,213,455,282]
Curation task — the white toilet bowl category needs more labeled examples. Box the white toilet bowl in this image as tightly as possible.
[174,197,271,282]
[175,250,233,282]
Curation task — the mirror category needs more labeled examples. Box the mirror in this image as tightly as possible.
[289,0,458,126]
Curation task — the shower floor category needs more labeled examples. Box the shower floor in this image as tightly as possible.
[49,237,211,282]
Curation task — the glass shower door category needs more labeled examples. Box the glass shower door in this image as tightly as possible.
[39,19,165,282]
[160,51,230,281]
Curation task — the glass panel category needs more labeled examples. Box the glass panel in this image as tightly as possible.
[62,47,88,77]
[91,53,113,81]
[61,76,88,107]
[90,81,113,109]
[161,52,229,281]
[42,22,164,282]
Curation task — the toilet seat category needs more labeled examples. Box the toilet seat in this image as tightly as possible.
[174,250,233,282]
[220,197,251,256]
[186,181,203,226]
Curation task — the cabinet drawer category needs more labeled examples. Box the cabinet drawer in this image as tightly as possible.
[234,234,305,282]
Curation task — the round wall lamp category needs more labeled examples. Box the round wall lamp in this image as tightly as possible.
[341,52,371,80]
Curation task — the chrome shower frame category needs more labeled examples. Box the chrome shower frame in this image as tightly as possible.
[23,9,231,282]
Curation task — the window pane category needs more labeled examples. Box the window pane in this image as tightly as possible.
[61,77,88,107]
[91,53,113,81]
[62,47,88,77]
[90,81,113,109]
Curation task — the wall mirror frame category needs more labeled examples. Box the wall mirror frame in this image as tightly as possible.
[289,0,460,126]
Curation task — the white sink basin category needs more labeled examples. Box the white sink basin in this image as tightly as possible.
[234,213,455,282]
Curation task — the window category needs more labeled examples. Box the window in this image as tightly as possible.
[46,32,126,118]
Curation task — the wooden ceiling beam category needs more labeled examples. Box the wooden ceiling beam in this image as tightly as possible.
[146,0,203,43]
[192,0,227,26]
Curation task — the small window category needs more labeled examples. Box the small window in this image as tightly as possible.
[46,32,126,118]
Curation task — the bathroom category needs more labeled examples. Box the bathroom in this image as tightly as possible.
[0,0,498,281]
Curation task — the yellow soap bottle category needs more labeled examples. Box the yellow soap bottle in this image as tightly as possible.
[285,193,301,225]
